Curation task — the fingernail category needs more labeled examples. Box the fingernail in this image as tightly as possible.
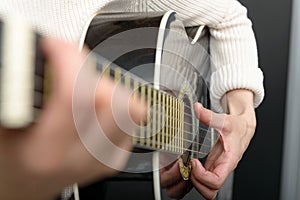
[194,103,200,112]
[195,102,201,108]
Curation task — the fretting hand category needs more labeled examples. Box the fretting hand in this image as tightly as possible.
[0,38,147,200]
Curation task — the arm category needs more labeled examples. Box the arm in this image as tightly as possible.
[190,89,256,200]
[0,38,146,200]
[208,0,264,113]
[159,1,264,199]
[160,89,257,200]
[148,0,264,112]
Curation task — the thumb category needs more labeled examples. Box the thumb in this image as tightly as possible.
[190,158,209,183]
[194,102,229,152]
[194,102,226,132]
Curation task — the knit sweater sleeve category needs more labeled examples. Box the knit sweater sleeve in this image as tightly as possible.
[208,0,264,113]
[148,0,265,112]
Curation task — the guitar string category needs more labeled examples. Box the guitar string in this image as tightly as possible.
[136,128,218,149]
[100,67,217,153]
[146,98,199,113]
[103,66,205,113]
[143,113,211,143]
[97,65,207,110]
[135,140,213,156]
[145,107,213,132]
[135,126,218,156]
[135,135,216,150]
[140,119,217,137]
[101,67,214,127]
[137,127,216,148]
[144,105,220,143]
[135,142,211,156]
[99,87,216,154]
[137,125,216,143]
[157,137,216,150]
[145,102,215,124]
[135,139,213,154]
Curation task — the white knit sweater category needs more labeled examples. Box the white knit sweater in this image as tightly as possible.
[0,0,264,112]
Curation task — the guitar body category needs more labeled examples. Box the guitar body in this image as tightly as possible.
[78,11,217,199]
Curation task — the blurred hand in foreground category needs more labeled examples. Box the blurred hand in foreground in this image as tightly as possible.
[0,38,147,200]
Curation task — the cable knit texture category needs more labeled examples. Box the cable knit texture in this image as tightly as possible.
[0,0,264,112]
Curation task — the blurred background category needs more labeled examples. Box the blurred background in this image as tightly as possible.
[233,0,293,199]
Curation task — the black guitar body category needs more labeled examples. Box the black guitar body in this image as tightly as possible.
[78,11,213,200]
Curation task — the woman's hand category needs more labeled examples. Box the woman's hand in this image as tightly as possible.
[161,89,256,200]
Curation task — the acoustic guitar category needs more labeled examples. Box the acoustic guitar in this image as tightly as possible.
[75,11,218,200]
[0,11,219,200]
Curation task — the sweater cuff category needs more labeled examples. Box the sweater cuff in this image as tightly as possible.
[210,64,265,113]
